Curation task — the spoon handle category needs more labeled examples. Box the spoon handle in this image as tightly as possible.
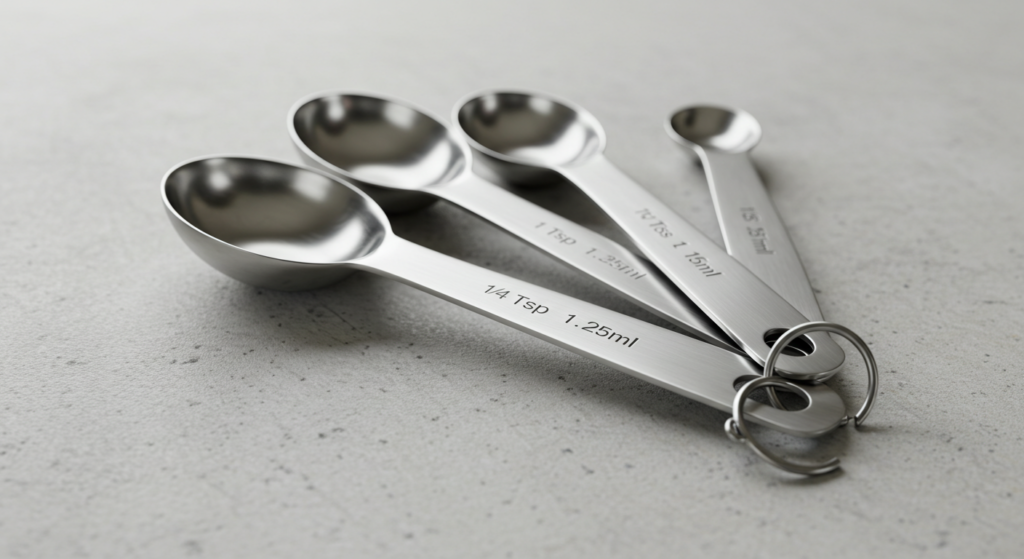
[698,150,823,322]
[437,174,736,351]
[352,235,846,437]
[558,155,844,381]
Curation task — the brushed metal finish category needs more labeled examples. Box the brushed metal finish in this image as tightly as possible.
[162,156,847,437]
[453,90,845,381]
[667,105,823,322]
[288,92,736,351]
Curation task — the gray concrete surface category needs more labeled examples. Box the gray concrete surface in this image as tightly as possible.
[2,0,1022,556]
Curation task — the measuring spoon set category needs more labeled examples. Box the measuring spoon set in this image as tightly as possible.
[162,90,878,475]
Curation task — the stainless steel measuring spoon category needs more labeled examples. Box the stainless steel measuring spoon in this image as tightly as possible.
[162,155,846,436]
[453,90,844,381]
[666,106,822,323]
[287,92,735,352]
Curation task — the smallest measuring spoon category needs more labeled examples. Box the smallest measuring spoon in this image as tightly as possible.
[666,105,824,325]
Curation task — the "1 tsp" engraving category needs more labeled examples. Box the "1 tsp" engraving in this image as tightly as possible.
[534,222,577,245]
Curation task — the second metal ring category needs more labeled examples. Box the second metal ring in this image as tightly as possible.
[763,321,878,426]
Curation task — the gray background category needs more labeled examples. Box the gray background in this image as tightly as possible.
[2,0,1022,556]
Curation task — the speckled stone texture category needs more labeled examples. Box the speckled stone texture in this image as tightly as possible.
[2,0,1022,556]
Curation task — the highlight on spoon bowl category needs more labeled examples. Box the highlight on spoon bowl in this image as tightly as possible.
[162,155,390,290]
[453,90,606,185]
[666,105,762,154]
[288,92,472,213]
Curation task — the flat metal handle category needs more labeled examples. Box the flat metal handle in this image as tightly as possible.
[353,235,847,437]
[434,173,737,351]
[700,150,823,321]
[558,154,844,381]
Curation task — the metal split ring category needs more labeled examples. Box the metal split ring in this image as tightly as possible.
[763,321,878,426]
[725,321,879,475]
[725,377,842,476]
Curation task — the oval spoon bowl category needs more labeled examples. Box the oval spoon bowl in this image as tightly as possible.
[667,105,762,154]
[454,90,605,186]
[289,92,464,213]
[162,155,389,290]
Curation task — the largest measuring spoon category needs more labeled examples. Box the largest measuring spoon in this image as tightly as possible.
[453,91,844,381]
[288,92,734,352]
[162,156,845,436]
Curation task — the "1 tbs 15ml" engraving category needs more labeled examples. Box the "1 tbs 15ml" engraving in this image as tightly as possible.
[635,208,722,277]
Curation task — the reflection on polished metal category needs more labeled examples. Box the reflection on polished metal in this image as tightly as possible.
[666,106,823,323]
[725,376,842,476]
[162,156,848,436]
[453,90,845,381]
[762,321,878,426]
[288,92,736,352]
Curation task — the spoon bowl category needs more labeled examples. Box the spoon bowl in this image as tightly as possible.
[162,156,389,290]
[454,91,605,186]
[667,105,762,154]
[289,92,469,213]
